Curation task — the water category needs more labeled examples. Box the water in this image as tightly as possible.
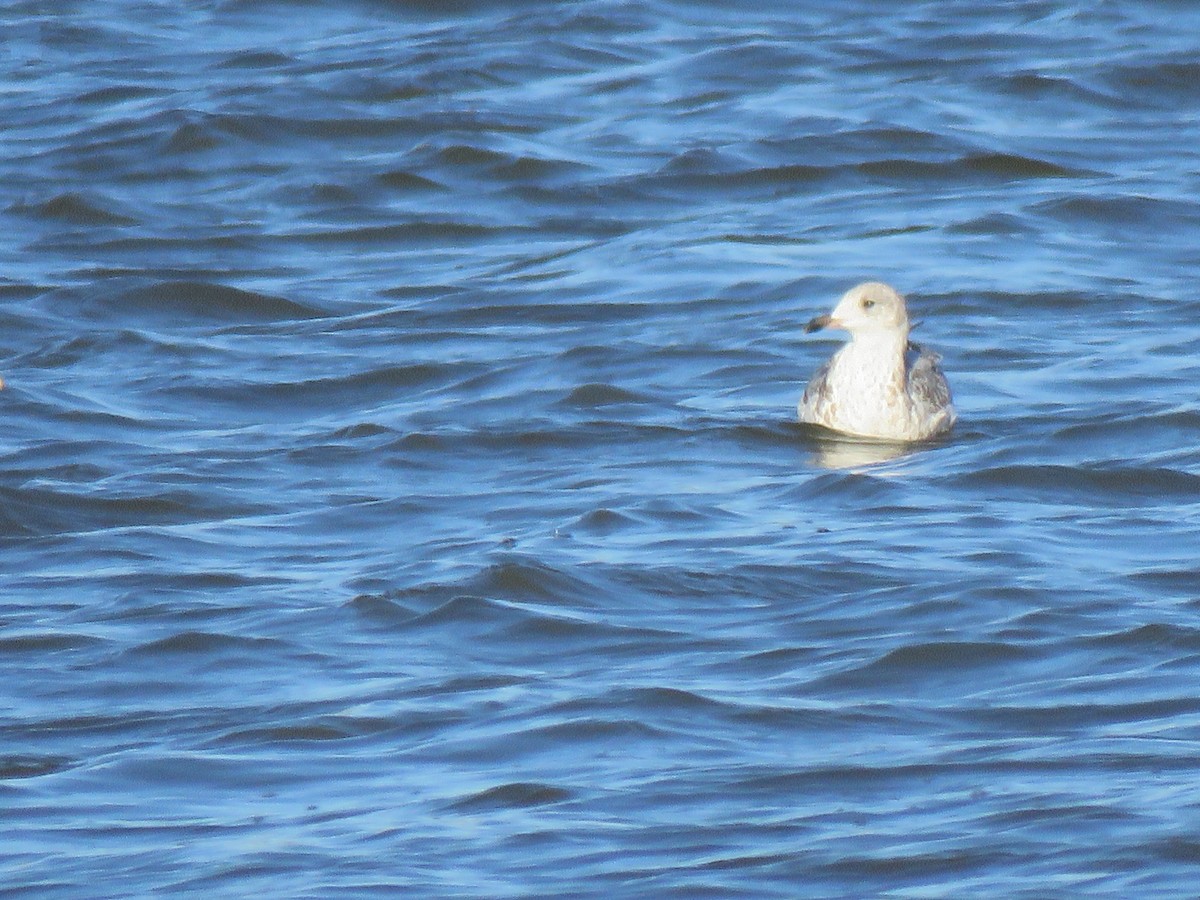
[4,1,1200,895]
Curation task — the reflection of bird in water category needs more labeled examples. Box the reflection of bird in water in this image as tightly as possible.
[806,434,914,470]
[799,282,955,442]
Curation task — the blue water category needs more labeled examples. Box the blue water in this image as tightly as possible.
[4,1,1200,896]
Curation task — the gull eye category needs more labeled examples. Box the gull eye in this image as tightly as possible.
[862,299,875,310]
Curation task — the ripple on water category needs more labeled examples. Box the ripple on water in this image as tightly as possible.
[7,1,1200,896]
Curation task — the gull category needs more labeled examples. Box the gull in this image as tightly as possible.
[798,281,955,442]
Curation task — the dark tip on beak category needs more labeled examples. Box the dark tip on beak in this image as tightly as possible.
[805,314,832,334]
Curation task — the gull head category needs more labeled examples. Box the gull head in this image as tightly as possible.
[805,281,910,338]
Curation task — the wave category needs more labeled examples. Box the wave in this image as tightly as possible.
[94,280,325,324]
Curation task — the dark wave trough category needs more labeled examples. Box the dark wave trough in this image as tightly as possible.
[3,0,1200,896]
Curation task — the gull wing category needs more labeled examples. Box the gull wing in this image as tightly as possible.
[906,342,954,417]
[798,356,835,424]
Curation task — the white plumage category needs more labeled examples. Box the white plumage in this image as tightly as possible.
[798,282,955,442]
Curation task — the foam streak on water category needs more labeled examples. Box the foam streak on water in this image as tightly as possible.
[3,1,1200,895]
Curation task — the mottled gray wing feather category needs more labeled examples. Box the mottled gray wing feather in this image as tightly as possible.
[906,342,953,415]
[799,357,834,423]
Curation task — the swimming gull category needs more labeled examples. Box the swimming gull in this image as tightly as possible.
[798,281,955,442]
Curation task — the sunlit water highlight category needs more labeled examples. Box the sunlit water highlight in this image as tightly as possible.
[3,1,1200,895]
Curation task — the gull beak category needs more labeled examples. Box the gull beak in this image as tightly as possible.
[805,314,840,333]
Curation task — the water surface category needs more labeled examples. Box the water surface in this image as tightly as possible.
[4,1,1200,896]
